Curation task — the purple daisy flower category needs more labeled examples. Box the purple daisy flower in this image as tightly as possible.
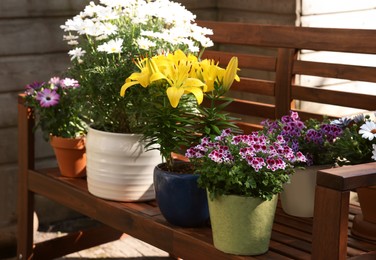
[36,89,60,107]
[25,82,45,95]
[49,77,61,87]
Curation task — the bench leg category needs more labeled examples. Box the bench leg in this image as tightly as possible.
[312,185,349,260]
[17,101,36,259]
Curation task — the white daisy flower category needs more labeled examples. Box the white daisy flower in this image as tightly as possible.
[100,0,137,8]
[100,23,118,36]
[67,40,79,45]
[359,121,376,140]
[63,34,79,41]
[137,37,156,51]
[68,47,86,61]
[97,38,123,54]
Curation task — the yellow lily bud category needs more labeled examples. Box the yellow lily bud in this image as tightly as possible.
[222,57,239,91]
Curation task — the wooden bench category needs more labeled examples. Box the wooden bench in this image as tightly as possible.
[17,21,376,259]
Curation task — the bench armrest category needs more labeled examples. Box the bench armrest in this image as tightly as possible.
[317,162,376,191]
[312,162,376,260]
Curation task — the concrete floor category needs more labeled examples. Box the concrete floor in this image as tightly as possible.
[1,216,175,260]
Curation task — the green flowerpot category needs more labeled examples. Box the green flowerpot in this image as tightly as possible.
[207,192,278,255]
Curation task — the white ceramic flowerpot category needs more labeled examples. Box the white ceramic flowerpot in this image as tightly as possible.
[280,165,331,218]
[86,127,161,202]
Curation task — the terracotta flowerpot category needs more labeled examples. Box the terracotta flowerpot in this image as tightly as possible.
[351,186,376,241]
[49,135,86,178]
[207,192,278,255]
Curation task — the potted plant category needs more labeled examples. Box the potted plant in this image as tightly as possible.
[261,111,343,217]
[24,77,87,178]
[330,112,376,241]
[186,128,307,255]
[121,49,240,227]
[60,0,214,201]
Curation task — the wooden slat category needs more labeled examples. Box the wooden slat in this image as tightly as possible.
[197,20,376,54]
[294,60,376,83]
[202,50,277,71]
[236,122,263,134]
[292,86,376,111]
[231,77,275,96]
[225,99,275,118]
[268,239,311,259]
[291,109,336,121]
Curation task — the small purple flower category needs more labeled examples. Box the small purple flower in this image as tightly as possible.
[246,156,265,172]
[36,89,60,107]
[353,114,365,123]
[331,117,352,128]
[266,157,286,171]
[296,151,307,163]
[208,145,233,164]
[49,77,61,87]
[25,82,45,95]
[290,111,300,121]
[305,129,323,144]
[320,124,342,142]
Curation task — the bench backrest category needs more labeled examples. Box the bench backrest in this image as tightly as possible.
[198,20,376,132]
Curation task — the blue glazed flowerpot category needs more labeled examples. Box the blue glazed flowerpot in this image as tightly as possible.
[154,162,209,227]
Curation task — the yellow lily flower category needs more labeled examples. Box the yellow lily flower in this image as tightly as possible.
[120,58,151,96]
[150,52,205,108]
[198,59,219,92]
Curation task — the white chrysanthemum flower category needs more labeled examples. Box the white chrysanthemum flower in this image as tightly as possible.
[81,2,103,18]
[98,38,123,54]
[96,35,108,41]
[95,6,120,21]
[79,19,103,36]
[61,16,85,32]
[137,37,156,50]
[68,47,86,61]
[67,40,79,45]
[359,121,376,140]
[100,0,138,8]
[100,23,118,36]
[63,34,79,41]
[372,144,376,161]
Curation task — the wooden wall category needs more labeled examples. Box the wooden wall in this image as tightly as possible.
[0,0,95,227]
[0,0,298,227]
[217,0,298,25]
